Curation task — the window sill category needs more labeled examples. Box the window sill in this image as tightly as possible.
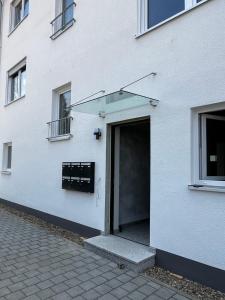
[4,95,25,107]
[47,134,73,142]
[1,170,12,175]
[8,15,28,37]
[188,185,225,193]
[136,0,211,39]
[50,20,75,40]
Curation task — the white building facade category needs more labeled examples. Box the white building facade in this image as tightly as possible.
[0,0,225,292]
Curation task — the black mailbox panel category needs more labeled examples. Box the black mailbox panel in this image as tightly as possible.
[62,162,95,193]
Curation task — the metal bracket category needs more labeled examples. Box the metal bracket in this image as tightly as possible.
[149,99,159,107]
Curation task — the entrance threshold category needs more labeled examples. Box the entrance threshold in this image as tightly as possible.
[84,235,155,273]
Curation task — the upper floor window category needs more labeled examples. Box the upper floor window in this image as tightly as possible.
[138,0,203,34]
[10,0,29,31]
[51,0,76,40]
[7,58,26,105]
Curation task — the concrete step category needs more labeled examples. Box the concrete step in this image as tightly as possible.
[84,235,155,273]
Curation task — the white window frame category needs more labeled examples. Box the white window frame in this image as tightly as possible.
[192,105,225,188]
[51,83,72,138]
[7,58,26,104]
[137,0,206,35]
[2,143,12,173]
[10,0,29,31]
[52,84,71,122]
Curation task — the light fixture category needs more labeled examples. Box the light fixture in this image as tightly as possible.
[94,128,102,140]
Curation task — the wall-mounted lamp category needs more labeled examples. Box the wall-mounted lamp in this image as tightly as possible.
[94,128,102,140]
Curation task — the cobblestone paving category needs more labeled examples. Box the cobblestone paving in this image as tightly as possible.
[0,209,192,300]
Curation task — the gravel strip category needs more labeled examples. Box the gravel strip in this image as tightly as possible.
[0,202,224,300]
[145,267,225,300]
[0,203,85,246]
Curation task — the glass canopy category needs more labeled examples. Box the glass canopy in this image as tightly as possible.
[70,91,158,117]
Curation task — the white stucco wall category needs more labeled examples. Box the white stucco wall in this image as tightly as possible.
[0,0,225,271]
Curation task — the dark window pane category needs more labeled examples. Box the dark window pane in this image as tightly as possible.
[59,91,71,119]
[7,146,12,169]
[148,0,185,28]
[24,0,29,17]
[206,119,225,178]
[58,91,71,135]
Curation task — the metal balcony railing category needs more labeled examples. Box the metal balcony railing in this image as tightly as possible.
[50,2,76,39]
[47,117,73,139]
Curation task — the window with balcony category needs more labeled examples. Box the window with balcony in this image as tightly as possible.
[51,0,76,40]
[48,84,73,141]
[138,0,204,35]
[10,0,29,31]
[2,143,12,174]
[7,58,26,105]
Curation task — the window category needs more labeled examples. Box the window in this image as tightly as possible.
[51,0,75,39]
[2,143,12,173]
[48,84,72,140]
[10,0,29,31]
[148,0,185,28]
[200,113,225,181]
[58,90,71,135]
[138,0,204,34]
[7,59,26,104]
[192,108,225,188]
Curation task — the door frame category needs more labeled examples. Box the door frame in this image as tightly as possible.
[104,116,151,240]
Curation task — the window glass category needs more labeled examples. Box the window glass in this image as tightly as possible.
[148,0,185,28]
[58,90,71,135]
[20,67,26,97]
[24,0,29,17]
[59,91,71,119]
[14,1,22,27]
[11,72,19,101]
[7,145,12,170]
[62,0,73,26]
[63,0,73,9]
[206,118,225,178]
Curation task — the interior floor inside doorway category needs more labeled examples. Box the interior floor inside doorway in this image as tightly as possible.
[115,219,149,246]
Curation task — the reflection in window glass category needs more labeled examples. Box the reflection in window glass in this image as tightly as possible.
[59,91,71,119]
[11,73,19,101]
[20,67,26,97]
[62,0,74,26]
[7,145,12,170]
[14,1,22,27]
[148,0,185,28]
[24,0,29,17]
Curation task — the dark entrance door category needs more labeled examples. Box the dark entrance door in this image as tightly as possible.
[111,119,150,245]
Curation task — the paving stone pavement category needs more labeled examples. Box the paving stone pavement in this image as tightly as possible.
[0,209,192,300]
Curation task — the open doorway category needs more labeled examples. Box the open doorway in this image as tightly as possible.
[110,119,150,246]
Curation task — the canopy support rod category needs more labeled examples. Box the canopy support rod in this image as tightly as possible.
[70,90,105,108]
[120,72,157,91]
